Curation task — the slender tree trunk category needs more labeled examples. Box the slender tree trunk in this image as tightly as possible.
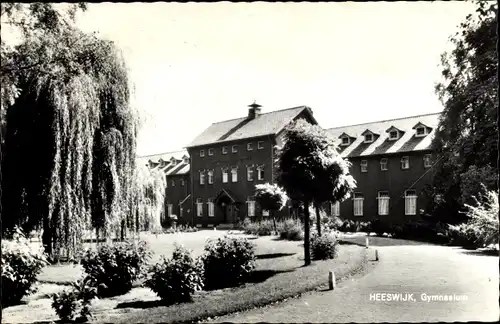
[315,205,322,236]
[271,210,277,234]
[42,216,53,257]
[120,219,126,241]
[303,200,311,266]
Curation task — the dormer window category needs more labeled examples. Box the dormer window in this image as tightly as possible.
[364,134,374,143]
[341,137,350,146]
[416,126,426,137]
[182,156,189,164]
[389,130,399,140]
[170,158,177,166]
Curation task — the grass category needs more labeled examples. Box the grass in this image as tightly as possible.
[5,230,367,324]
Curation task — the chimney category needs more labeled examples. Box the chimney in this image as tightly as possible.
[247,102,262,120]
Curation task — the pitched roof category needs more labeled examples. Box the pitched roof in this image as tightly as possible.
[186,106,316,148]
[136,150,190,176]
[326,113,441,158]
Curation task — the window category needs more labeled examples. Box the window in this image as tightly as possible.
[222,146,228,154]
[401,156,409,170]
[168,204,173,216]
[257,166,264,180]
[423,154,432,168]
[180,178,185,186]
[208,170,214,184]
[208,148,214,156]
[416,126,426,137]
[258,141,264,149]
[247,196,255,217]
[361,160,368,173]
[405,190,417,215]
[247,166,254,181]
[171,179,175,187]
[232,145,238,153]
[331,202,340,216]
[389,130,399,140]
[231,167,238,182]
[377,191,390,216]
[262,209,269,217]
[200,150,205,157]
[222,168,228,183]
[199,171,205,185]
[207,198,214,217]
[380,158,388,171]
[353,193,364,216]
[341,137,350,145]
[247,143,253,151]
[196,198,203,217]
[364,134,373,143]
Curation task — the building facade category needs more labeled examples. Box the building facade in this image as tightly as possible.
[139,104,440,227]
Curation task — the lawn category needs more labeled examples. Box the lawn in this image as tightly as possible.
[3,230,367,324]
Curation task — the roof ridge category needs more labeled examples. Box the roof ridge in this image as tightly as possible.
[326,112,442,130]
[138,150,186,158]
[210,105,307,125]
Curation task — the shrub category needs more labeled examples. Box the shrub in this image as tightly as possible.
[278,219,304,241]
[80,240,152,297]
[371,218,390,236]
[201,236,256,290]
[51,276,97,322]
[391,221,448,244]
[242,219,274,236]
[358,221,372,233]
[1,227,48,306]
[325,216,344,231]
[446,223,479,248]
[462,189,499,248]
[310,232,339,260]
[339,219,356,232]
[145,244,204,305]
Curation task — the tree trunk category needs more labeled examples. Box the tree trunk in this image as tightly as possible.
[271,210,277,234]
[120,219,126,241]
[42,216,52,258]
[315,205,322,236]
[303,200,311,266]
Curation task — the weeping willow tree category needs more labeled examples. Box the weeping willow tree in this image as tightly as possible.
[130,164,167,235]
[1,22,139,260]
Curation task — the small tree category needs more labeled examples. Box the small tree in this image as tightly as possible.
[254,183,288,233]
[275,119,356,265]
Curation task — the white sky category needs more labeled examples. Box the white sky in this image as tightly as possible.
[74,1,477,156]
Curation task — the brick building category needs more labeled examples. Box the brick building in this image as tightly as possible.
[139,104,440,227]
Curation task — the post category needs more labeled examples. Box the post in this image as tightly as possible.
[375,249,379,261]
[365,237,369,249]
[328,271,336,290]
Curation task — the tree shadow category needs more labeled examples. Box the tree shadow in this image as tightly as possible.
[459,249,499,257]
[246,269,296,283]
[116,299,180,309]
[256,252,296,260]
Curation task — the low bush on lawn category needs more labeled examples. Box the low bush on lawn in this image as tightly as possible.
[201,236,256,290]
[391,221,448,244]
[371,218,391,236]
[163,224,199,234]
[51,276,97,322]
[1,227,49,307]
[338,220,372,233]
[445,223,480,248]
[324,216,344,231]
[310,232,339,260]
[278,219,304,241]
[242,219,275,236]
[145,243,204,305]
[80,240,152,297]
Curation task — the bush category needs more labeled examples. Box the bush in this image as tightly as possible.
[462,189,499,248]
[242,219,274,236]
[358,221,372,233]
[145,244,204,305]
[201,236,256,290]
[446,223,480,248]
[1,227,48,306]
[390,221,448,244]
[51,276,97,322]
[278,219,304,241]
[324,216,344,231]
[310,233,339,260]
[338,219,356,232]
[371,218,390,236]
[80,240,152,297]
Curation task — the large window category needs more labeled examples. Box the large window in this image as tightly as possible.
[247,196,255,217]
[423,154,432,168]
[208,170,214,184]
[331,201,340,216]
[353,193,364,216]
[380,158,388,171]
[222,168,228,183]
[401,156,410,170]
[257,166,265,181]
[361,160,368,173]
[199,171,205,185]
[247,166,254,181]
[168,204,173,217]
[377,191,390,216]
[207,198,214,217]
[196,198,203,217]
[405,190,417,215]
[231,167,238,182]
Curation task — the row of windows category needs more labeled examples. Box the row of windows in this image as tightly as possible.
[341,126,430,146]
[199,166,265,184]
[167,178,185,187]
[330,190,418,217]
[360,154,432,173]
[194,197,269,217]
[199,141,265,157]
